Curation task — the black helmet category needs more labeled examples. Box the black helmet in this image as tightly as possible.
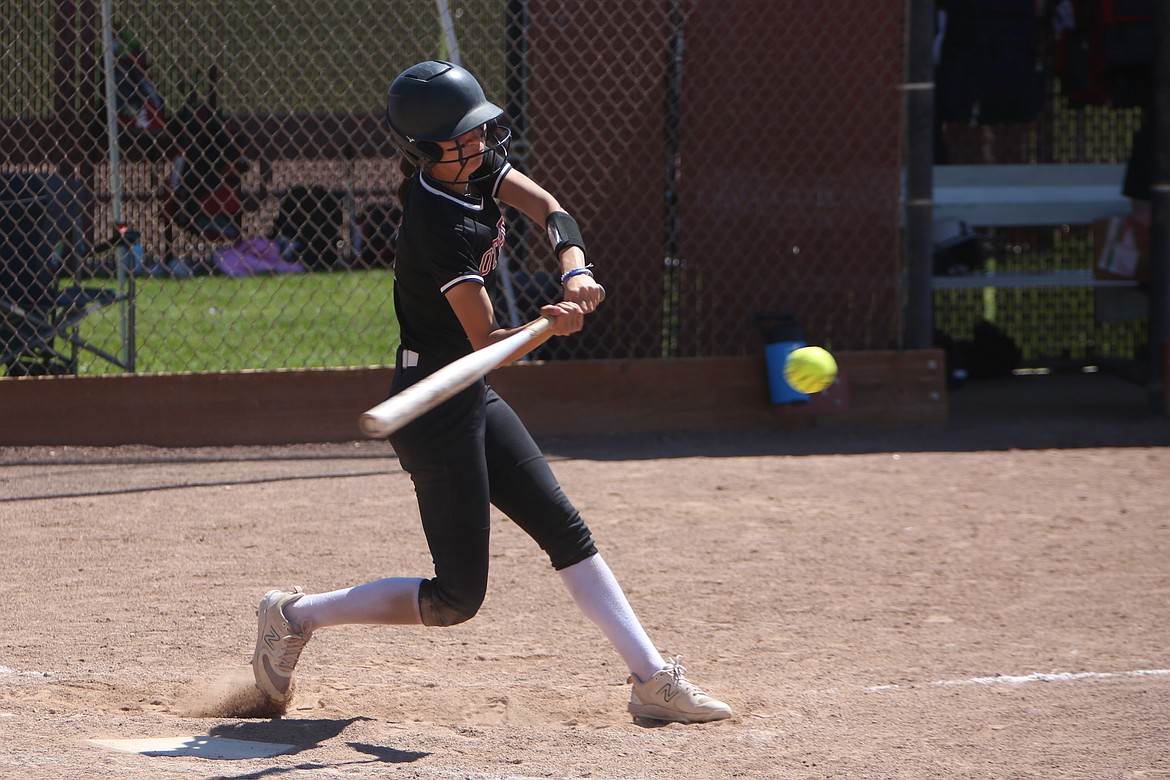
[386,60,508,171]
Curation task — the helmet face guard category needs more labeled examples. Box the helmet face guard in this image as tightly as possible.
[420,121,512,186]
[386,60,510,181]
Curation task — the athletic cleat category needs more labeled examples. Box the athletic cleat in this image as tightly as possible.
[628,656,732,723]
[252,587,311,705]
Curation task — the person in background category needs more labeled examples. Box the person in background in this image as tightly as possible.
[1123,116,1152,228]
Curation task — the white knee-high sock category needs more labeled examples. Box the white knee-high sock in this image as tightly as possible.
[558,554,665,683]
[283,577,424,633]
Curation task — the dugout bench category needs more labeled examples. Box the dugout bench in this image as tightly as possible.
[932,163,1134,289]
[931,163,1147,350]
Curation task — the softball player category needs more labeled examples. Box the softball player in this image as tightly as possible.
[252,60,730,724]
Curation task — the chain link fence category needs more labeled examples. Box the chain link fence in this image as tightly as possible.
[0,1,1156,377]
[1,0,909,376]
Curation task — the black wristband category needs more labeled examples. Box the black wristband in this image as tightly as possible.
[545,210,586,258]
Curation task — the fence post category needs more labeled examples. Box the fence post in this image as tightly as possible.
[98,0,134,371]
[1149,0,1170,413]
[902,0,935,350]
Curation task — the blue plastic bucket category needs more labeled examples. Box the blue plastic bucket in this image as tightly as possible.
[764,340,809,404]
[754,312,809,405]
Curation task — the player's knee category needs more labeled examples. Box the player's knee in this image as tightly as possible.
[425,598,482,627]
[419,580,484,627]
[545,519,597,571]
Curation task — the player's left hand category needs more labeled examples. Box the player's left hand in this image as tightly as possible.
[563,275,605,314]
[541,301,585,336]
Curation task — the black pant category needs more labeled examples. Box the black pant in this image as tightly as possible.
[387,355,596,627]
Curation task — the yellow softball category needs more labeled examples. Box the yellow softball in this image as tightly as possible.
[783,346,838,394]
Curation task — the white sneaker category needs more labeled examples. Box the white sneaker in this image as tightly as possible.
[252,587,310,705]
[628,657,732,723]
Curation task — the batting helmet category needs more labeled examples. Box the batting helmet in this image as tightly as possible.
[385,60,509,171]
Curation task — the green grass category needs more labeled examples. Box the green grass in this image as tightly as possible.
[75,270,399,374]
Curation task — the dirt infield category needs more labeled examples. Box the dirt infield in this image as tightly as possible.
[2,372,1169,779]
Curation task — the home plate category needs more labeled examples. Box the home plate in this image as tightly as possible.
[88,735,295,760]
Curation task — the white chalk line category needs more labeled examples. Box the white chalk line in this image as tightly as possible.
[0,665,50,679]
[864,668,1170,693]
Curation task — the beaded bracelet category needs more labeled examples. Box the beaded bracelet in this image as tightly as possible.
[560,264,595,285]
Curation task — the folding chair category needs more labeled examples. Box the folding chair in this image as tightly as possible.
[0,173,131,376]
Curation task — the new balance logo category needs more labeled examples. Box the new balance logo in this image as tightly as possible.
[263,625,281,651]
[656,683,679,702]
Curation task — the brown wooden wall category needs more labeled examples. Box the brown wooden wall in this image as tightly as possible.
[0,350,947,447]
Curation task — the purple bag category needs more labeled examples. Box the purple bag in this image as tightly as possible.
[212,238,306,277]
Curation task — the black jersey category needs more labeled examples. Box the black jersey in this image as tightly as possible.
[393,152,511,362]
